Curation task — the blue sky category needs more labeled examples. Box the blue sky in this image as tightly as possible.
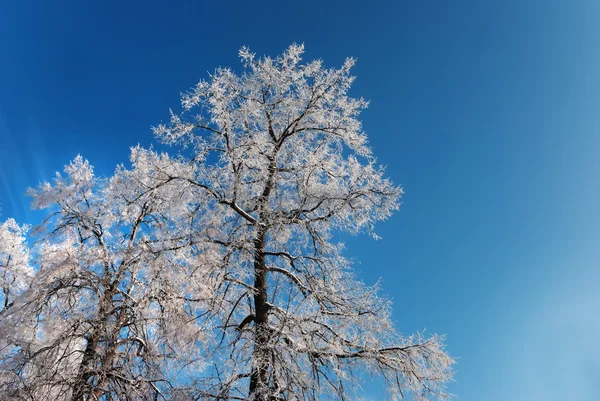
[1,1,599,400]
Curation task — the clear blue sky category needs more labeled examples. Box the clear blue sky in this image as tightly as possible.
[1,1,599,400]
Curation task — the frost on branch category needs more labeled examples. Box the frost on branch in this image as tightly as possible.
[0,44,454,401]
[0,154,213,400]
[150,44,455,400]
[0,218,31,312]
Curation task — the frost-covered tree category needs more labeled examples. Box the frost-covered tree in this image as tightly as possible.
[149,44,455,401]
[0,214,32,398]
[0,44,455,401]
[0,155,211,401]
[0,216,31,312]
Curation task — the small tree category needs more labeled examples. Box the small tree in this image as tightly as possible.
[0,217,31,312]
[151,44,454,401]
[0,215,32,398]
[0,155,210,400]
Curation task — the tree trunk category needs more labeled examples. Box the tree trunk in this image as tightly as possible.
[248,226,270,400]
[72,282,118,401]
[72,328,100,401]
[248,152,278,400]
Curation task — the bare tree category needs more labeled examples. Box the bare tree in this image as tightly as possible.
[0,214,33,397]
[0,155,210,401]
[0,216,31,313]
[150,44,455,401]
[0,44,455,401]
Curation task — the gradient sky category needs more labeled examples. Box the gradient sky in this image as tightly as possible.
[1,1,599,400]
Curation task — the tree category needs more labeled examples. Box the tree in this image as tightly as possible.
[0,155,210,401]
[0,215,32,398]
[0,44,455,401]
[149,44,455,401]
[0,216,31,312]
